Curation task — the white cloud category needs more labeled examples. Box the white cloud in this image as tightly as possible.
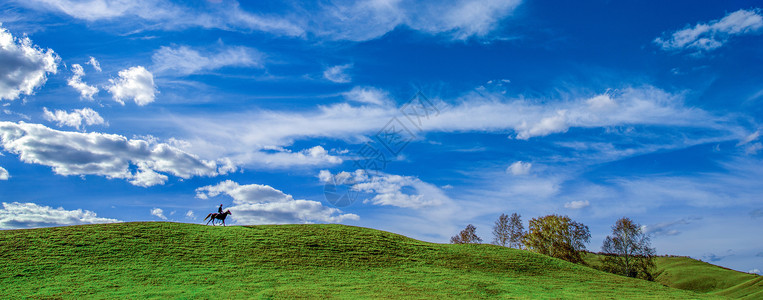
[642,217,702,236]
[195,180,359,224]
[151,44,263,76]
[320,169,449,209]
[43,107,105,130]
[173,85,734,171]
[185,210,195,218]
[507,161,532,175]
[107,66,157,106]
[564,200,590,209]
[150,207,167,220]
[749,268,761,275]
[20,0,305,36]
[655,9,763,52]
[67,64,98,100]
[0,202,119,229]
[87,56,101,72]
[0,166,8,180]
[310,0,523,41]
[342,86,391,106]
[323,64,352,83]
[0,121,225,187]
[20,0,521,42]
[0,25,59,100]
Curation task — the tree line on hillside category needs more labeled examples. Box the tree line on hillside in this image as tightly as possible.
[451,214,656,280]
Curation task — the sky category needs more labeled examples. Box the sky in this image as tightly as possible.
[0,0,761,274]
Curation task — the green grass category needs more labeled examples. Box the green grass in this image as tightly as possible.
[1,222,713,299]
[585,253,762,299]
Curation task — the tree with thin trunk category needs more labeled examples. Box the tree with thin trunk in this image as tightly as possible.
[451,224,482,244]
[492,213,510,247]
[494,213,525,248]
[508,213,525,249]
[601,217,656,280]
[522,214,590,263]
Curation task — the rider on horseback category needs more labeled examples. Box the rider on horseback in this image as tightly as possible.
[218,204,223,214]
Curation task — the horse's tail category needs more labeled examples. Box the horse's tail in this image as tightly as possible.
[203,213,212,222]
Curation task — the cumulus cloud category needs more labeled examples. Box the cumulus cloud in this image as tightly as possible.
[43,107,105,130]
[507,161,532,175]
[0,25,59,100]
[86,56,101,72]
[107,66,157,106]
[0,202,119,229]
[67,64,98,100]
[323,64,352,83]
[195,180,359,224]
[19,0,305,36]
[151,44,263,76]
[342,86,391,106]
[0,166,8,180]
[0,121,225,187]
[655,8,763,52]
[150,207,167,220]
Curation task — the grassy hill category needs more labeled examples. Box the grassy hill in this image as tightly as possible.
[0,222,716,299]
[585,253,762,299]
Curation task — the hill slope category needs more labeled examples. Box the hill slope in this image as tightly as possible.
[1,222,711,299]
[585,253,762,299]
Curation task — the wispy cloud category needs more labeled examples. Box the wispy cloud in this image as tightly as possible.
[19,0,522,41]
[323,64,352,83]
[655,8,763,53]
[0,166,8,180]
[19,0,305,36]
[152,44,263,76]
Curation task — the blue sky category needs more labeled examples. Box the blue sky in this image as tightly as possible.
[0,0,762,274]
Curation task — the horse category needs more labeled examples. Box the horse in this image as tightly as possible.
[204,210,232,226]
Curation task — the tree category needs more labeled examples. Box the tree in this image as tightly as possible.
[451,224,482,244]
[492,213,510,247]
[508,213,525,249]
[522,215,590,263]
[493,213,525,248]
[601,217,656,280]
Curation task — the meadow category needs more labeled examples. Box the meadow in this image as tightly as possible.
[0,222,751,298]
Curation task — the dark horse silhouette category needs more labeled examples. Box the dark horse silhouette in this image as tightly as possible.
[204,210,232,226]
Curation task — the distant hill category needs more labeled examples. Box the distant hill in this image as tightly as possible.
[1,222,714,299]
[585,253,762,299]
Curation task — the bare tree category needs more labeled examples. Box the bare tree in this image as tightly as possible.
[523,214,590,263]
[508,213,525,249]
[451,224,482,244]
[601,217,656,280]
[492,213,510,246]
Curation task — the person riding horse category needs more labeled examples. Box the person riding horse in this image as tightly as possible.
[204,205,232,226]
